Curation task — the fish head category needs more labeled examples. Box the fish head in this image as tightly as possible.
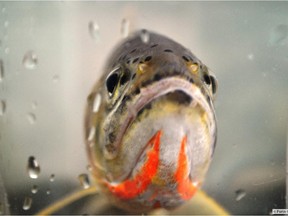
[85,30,218,212]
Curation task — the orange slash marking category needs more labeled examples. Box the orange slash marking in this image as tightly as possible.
[107,130,162,199]
[174,136,197,200]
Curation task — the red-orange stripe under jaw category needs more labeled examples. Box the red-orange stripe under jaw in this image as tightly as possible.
[105,131,197,203]
[106,130,162,200]
[174,136,197,200]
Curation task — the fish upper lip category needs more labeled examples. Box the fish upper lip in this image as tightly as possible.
[107,77,216,162]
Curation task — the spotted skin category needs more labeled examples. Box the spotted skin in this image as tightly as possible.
[85,30,217,213]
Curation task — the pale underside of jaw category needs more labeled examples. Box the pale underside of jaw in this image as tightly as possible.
[103,77,216,183]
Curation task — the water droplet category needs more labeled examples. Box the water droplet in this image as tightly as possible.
[31,101,37,110]
[121,19,130,38]
[27,156,40,179]
[4,47,9,54]
[22,196,32,210]
[235,189,246,201]
[0,59,4,82]
[86,165,92,172]
[78,173,90,189]
[23,51,38,69]
[31,185,38,194]
[247,53,254,60]
[2,7,6,13]
[27,113,36,124]
[46,189,51,195]
[49,174,55,182]
[87,127,95,142]
[4,21,9,28]
[140,29,150,43]
[270,24,288,45]
[0,100,6,116]
[88,21,100,41]
[93,94,101,113]
[52,75,59,83]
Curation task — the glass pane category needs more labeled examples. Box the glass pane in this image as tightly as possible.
[0,1,286,214]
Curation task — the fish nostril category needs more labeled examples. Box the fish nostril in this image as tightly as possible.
[150,44,158,48]
[182,56,190,62]
[164,49,173,53]
[144,56,152,62]
[132,58,139,63]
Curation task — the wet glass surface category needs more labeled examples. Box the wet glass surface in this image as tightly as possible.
[0,1,287,214]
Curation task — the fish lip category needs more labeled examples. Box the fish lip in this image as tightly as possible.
[106,77,216,163]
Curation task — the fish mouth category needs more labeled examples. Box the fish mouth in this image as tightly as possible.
[104,76,216,182]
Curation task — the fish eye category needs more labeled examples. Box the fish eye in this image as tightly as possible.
[203,74,211,85]
[106,69,120,97]
[210,75,218,94]
[203,73,218,96]
[106,67,131,98]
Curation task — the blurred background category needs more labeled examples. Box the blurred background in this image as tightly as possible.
[0,1,287,214]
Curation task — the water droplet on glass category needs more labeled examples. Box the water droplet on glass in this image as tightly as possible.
[22,196,32,210]
[86,165,92,172]
[27,113,36,124]
[4,21,9,28]
[49,174,55,182]
[247,53,254,60]
[46,189,51,195]
[31,185,38,194]
[52,75,59,83]
[88,21,100,41]
[78,173,90,189]
[27,156,40,179]
[121,19,130,38]
[270,24,288,45]
[87,127,95,142]
[235,189,246,201]
[0,59,4,82]
[140,29,150,43]
[0,100,6,116]
[23,51,38,69]
[31,101,37,110]
[93,94,101,113]
[4,47,9,54]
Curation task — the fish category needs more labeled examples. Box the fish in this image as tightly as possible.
[84,29,218,214]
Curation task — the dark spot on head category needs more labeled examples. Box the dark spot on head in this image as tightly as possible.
[144,56,152,62]
[153,73,162,81]
[151,44,158,48]
[130,49,137,54]
[135,87,140,94]
[188,77,194,83]
[164,49,173,53]
[182,56,190,62]
[132,58,139,63]
[203,74,211,85]
[126,59,130,64]
[122,95,131,102]
[120,69,131,85]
